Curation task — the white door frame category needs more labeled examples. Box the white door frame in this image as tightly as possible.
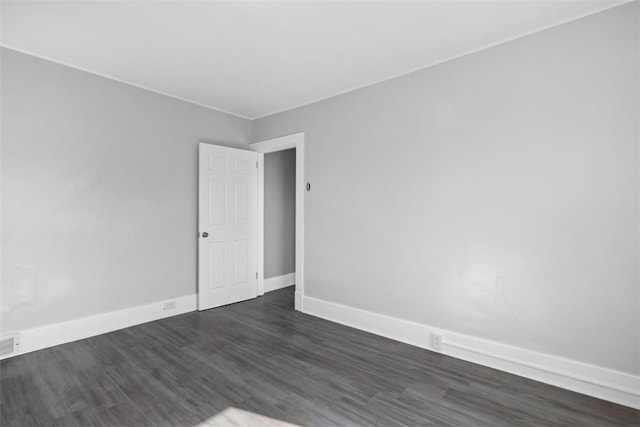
[250,133,305,311]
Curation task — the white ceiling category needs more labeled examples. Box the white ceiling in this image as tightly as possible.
[1,1,627,119]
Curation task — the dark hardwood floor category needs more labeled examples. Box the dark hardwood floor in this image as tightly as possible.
[1,286,638,426]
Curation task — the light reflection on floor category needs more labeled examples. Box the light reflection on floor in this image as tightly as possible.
[197,407,302,427]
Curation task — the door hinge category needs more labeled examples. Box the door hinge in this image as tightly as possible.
[256,161,258,168]
[256,272,258,279]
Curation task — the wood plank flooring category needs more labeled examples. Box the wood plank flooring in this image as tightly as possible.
[1,287,638,426]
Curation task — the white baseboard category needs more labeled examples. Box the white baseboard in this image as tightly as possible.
[302,295,640,409]
[264,273,295,293]
[2,294,197,360]
[6,291,638,409]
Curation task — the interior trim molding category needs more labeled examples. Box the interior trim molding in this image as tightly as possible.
[249,2,634,120]
[302,295,640,409]
[1,46,252,120]
[295,292,304,312]
[264,273,296,293]
[1,294,197,360]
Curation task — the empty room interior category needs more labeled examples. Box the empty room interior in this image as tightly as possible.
[1,1,639,426]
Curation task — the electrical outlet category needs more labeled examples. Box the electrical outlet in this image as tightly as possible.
[432,333,443,351]
[163,301,176,311]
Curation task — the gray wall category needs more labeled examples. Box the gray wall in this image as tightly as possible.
[264,149,296,279]
[253,3,640,375]
[1,48,252,333]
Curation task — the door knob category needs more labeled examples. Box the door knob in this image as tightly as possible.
[202,232,209,238]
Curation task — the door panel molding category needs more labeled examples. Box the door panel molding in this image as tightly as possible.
[198,143,258,310]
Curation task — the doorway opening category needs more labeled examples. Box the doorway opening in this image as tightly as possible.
[263,148,296,307]
[251,133,305,312]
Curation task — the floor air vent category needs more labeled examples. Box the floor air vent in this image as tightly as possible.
[0,334,20,358]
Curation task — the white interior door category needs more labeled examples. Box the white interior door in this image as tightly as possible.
[198,143,258,310]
